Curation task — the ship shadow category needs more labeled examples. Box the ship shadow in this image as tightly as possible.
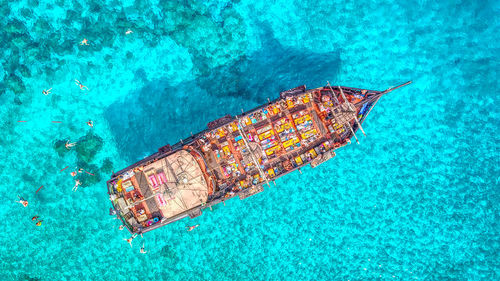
[104,25,340,162]
[197,24,341,103]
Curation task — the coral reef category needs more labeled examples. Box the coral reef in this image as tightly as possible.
[75,161,101,188]
[75,131,104,163]
[53,139,71,157]
[0,1,247,101]
[100,158,114,174]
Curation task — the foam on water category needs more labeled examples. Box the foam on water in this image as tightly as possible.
[0,0,498,280]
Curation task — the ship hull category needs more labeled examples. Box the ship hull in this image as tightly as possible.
[107,82,411,234]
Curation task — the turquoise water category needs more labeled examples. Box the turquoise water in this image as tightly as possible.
[1,0,499,280]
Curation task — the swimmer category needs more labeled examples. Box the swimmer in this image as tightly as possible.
[65,140,77,150]
[186,224,199,232]
[72,179,81,192]
[42,88,52,95]
[32,215,39,221]
[80,38,89,45]
[86,120,94,128]
[36,220,43,226]
[119,225,125,230]
[70,168,83,177]
[125,29,133,35]
[123,237,133,247]
[16,195,28,207]
[74,79,89,91]
[140,242,147,254]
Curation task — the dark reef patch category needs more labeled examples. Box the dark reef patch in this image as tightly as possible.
[100,158,114,174]
[75,161,101,187]
[53,139,70,157]
[160,244,178,260]
[75,131,104,163]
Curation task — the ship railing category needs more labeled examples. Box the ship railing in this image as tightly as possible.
[279,85,307,99]
[141,195,231,234]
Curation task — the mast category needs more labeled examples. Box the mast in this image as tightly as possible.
[381,81,412,95]
[363,96,381,120]
[338,85,366,137]
[326,81,341,105]
[326,81,359,144]
[124,192,160,209]
[364,81,412,119]
[346,123,359,144]
[235,116,270,187]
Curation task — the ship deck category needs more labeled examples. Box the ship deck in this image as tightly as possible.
[109,150,209,230]
[185,85,369,198]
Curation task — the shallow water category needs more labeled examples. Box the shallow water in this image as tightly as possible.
[0,0,499,280]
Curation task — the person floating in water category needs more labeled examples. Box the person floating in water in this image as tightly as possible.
[70,168,84,177]
[16,195,28,207]
[124,238,132,247]
[119,225,125,230]
[32,215,43,226]
[80,38,89,45]
[42,88,52,95]
[123,235,136,247]
[86,120,94,128]
[125,29,133,35]
[72,179,81,192]
[74,79,89,91]
[140,242,147,254]
[186,224,199,232]
[65,140,77,150]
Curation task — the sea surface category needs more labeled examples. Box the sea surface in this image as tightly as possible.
[0,0,499,280]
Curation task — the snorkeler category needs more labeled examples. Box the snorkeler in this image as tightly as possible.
[32,215,43,226]
[140,242,147,254]
[16,195,28,207]
[65,140,77,150]
[86,120,94,128]
[80,38,89,45]
[125,29,133,35]
[70,168,83,177]
[186,224,199,232]
[74,79,89,91]
[72,179,81,192]
[123,237,133,247]
[42,88,52,95]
